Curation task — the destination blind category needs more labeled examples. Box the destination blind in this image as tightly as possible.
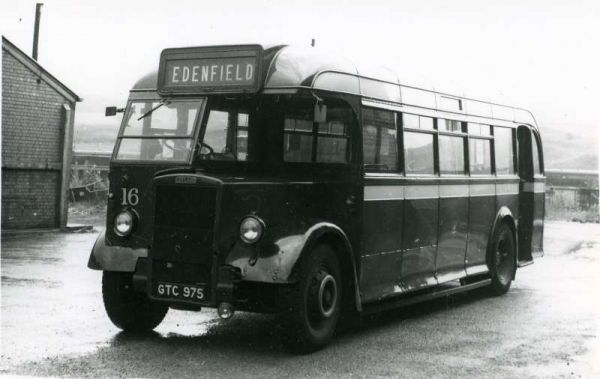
[164,57,256,89]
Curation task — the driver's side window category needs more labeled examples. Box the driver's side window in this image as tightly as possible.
[203,108,249,161]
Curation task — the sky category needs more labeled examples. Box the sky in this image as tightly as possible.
[1,0,599,139]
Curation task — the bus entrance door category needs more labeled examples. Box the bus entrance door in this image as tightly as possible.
[517,126,545,263]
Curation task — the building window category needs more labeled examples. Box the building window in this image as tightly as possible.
[362,108,398,171]
[404,131,434,175]
[439,135,465,175]
[494,127,515,174]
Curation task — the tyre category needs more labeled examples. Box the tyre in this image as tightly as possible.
[488,222,516,296]
[279,245,342,353]
[102,271,168,332]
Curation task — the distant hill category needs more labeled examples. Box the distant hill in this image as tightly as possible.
[72,121,598,172]
[541,127,598,171]
[73,123,118,154]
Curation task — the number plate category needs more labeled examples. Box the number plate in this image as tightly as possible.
[155,282,206,302]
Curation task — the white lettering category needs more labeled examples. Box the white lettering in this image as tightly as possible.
[182,66,190,82]
[201,66,209,82]
[158,284,164,295]
[235,64,242,80]
[210,65,217,81]
[172,66,180,83]
[172,285,179,296]
[225,64,233,81]
[220,65,224,81]
[191,66,199,82]
[246,64,253,80]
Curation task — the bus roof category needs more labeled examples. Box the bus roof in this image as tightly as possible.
[132,44,537,128]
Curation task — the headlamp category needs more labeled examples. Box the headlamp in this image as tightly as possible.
[114,210,134,237]
[239,216,264,244]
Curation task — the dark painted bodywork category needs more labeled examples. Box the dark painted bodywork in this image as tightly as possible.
[90,43,545,314]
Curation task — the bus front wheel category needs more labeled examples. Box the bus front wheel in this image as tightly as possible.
[102,271,168,332]
[488,223,516,296]
[279,245,342,353]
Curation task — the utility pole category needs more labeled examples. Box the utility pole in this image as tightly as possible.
[32,3,43,60]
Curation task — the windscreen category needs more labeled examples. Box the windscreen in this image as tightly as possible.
[114,99,202,162]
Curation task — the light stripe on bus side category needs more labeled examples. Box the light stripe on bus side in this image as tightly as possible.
[523,182,545,193]
[364,183,518,201]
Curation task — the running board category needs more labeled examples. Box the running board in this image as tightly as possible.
[362,279,492,315]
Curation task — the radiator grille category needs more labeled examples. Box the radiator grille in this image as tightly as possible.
[152,185,217,266]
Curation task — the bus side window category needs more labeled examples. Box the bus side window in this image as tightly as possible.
[283,100,353,164]
[468,123,492,175]
[532,133,542,175]
[283,116,313,162]
[316,107,352,163]
[468,138,492,175]
[404,131,435,175]
[439,134,465,175]
[362,108,397,172]
[494,126,515,175]
[402,113,435,175]
[236,113,249,160]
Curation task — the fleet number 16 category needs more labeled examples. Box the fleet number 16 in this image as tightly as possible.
[121,188,139,206]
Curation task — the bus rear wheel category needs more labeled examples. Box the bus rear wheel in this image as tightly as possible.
[488,223,516,296]
[280,245,342,353]
[102,271,168,332]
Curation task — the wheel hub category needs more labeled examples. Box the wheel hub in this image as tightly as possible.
[318,274,337,317]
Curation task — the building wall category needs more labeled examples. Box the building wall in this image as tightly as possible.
[1,48,69,229]
[1,170,60,228]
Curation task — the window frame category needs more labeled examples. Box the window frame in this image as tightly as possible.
[467,122,494,176]
[282,98,355,165]
[361,107,400,173]
[493,126,517,176]
[401,113,437,176]
[113,98,205,164]
[437,118,467,176]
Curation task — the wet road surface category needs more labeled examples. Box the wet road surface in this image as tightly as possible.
[1,221,599,377]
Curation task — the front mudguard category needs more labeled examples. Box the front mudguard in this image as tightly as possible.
[225,222,362,311]
[87,231,148,272]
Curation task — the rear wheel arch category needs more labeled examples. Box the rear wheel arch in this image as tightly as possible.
[489,207,518,268]
[487,208,518,286]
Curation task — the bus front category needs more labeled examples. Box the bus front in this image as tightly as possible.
[88,44,362,352]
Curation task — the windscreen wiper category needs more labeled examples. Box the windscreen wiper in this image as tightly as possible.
[137,99,171,121]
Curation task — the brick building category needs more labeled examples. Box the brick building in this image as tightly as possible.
[2,36,81,229]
